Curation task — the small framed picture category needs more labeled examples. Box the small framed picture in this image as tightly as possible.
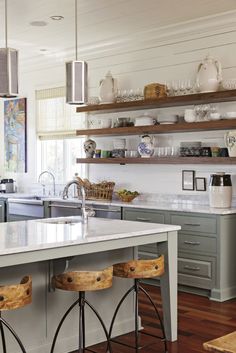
[182,170,195,190]
[195,177,206,191]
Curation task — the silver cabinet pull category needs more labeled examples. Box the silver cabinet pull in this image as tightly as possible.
[136,217,151,222]
[49,204,81,209]
[184,265,200,271]
[184,241,200,245]
[184,223,200,227]
[93,208,121,213]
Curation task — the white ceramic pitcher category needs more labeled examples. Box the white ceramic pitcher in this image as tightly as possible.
[196,55,222,93]
[225,130,236,157]
[99,71,116,103]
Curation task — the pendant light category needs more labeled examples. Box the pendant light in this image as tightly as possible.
[66,0,87,104]
[0,0,19,97]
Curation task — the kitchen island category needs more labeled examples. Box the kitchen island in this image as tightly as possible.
[0,216,180,353]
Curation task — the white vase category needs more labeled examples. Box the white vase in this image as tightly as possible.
[99,71,117,103]
[196,55,222,93]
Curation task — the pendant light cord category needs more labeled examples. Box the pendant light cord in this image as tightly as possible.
[5,0,8,48]
[75,0,78,60]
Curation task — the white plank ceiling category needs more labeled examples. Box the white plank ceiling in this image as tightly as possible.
[0,0,236,69]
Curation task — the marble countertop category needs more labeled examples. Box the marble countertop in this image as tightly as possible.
[0,216,180,258]
[2,193,236,215]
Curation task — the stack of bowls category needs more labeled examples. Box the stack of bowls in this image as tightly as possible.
[135,113,154,126]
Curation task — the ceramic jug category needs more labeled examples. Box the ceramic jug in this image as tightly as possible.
[99,71,116,103]
[138,135,154,158]
[209,173,232,208]
[196,55,222,93]
[225,130,236,157]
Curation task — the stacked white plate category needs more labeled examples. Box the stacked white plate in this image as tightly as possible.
[224,112,236,119]
[157,115,178,124]
[135,116,154,126]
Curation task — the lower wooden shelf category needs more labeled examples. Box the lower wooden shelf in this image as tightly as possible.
[76,157,236,165]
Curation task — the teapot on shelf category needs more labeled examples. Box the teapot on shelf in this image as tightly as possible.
[195,55,222,93]
[99,71,117,103]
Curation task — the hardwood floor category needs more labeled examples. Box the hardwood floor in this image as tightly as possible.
[78,284,236,353]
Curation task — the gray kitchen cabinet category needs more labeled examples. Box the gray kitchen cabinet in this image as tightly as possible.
[123,207,236,302]
[0,200,7,222]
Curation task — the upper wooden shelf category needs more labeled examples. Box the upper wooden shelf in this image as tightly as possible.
[76,118,236,137]
[76,89,236,114]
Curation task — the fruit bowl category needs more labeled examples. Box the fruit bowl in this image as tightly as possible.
[116,190,139,203]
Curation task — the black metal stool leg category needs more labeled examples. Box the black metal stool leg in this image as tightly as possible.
[139,284,168,353]
[0,315,27,353]
[78,291,86,353]
[84,299,113,353]
[109,284,135,340]
[0,312,7,353]
[50,297,80,353]
[82,294,86,351]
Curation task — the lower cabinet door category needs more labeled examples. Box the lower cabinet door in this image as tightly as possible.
[178,254,216,289]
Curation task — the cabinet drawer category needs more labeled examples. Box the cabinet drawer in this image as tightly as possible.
[178,257,212,279]
[123,209,165,224]
[178,256,216,289]
[170,214,216,234]
[178,233,217,254]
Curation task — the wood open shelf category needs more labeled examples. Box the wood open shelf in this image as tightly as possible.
[76,157,236,165]
[76,118,236,137]
[76,89,236,114]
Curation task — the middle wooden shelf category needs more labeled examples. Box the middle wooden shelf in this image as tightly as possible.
[76,157,236,165]
[76,119,236,137]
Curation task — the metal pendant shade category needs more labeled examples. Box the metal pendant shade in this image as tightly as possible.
[66,0,88,104]
[0,0,19,97]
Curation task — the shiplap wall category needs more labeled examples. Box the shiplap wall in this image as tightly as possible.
[13,12,236,195]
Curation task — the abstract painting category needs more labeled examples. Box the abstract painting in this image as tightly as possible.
[4,98,27,172]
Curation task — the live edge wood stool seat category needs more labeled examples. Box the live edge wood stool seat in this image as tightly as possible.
[50,266,113,353]
[109,255,167,353]
[0,275,32,353]
[203,331,236,353]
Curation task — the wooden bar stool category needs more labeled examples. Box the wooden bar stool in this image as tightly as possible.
[109,255,166,353]
[203,331,236,353]
[50,266,113,353]
[0,275,32,353]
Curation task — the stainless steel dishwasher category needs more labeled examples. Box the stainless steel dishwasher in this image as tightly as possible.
[49,201,121,219]
[7,197,46,221]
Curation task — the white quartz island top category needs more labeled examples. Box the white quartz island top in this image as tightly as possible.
[0,217,180,267]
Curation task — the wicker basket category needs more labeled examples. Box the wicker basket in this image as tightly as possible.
[77,178,115,201]
[144,83,167,100]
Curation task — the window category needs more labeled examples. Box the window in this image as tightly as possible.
[36,87,86,183]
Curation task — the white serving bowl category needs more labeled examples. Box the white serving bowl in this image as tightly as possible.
[135,117,154,126]
[225,112,236,119]
[209,113,221,120]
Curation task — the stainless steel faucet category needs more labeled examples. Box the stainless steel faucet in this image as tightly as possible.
[38,171,56,196]
[62,180,93,223]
